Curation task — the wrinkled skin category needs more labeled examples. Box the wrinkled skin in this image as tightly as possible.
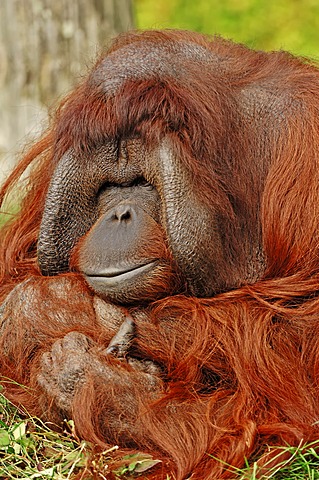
[38,329,162,444]
[68,141,182,305]
[38,139,240,300]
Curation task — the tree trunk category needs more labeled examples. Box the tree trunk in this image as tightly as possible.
[0,0,134,179]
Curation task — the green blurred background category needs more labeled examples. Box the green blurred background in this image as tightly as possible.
[135,0,319,58]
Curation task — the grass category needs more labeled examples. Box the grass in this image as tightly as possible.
[0,386,163,479]
[1,388,319,480]
[232,442,319,479]
[0,389,92,479]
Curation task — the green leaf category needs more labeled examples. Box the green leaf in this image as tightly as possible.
[114,453,162,476]
[133,459,162,473]
[12,421,27,440]
[0,429,10,447]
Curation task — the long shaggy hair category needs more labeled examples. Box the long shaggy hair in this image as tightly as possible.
[1,30,319,479]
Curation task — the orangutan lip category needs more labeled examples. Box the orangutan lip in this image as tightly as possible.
[84,262,156,285]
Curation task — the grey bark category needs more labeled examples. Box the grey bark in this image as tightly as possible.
[0,0,134,180]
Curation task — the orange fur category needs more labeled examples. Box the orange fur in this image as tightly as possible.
[2,30,319,479]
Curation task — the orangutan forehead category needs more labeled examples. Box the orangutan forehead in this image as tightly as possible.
[89,40,221,95]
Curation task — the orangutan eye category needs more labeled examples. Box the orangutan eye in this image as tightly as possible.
[122,177,154,189]
[137,178,154,189]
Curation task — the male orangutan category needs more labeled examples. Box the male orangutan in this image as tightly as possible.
[1,29,319,479]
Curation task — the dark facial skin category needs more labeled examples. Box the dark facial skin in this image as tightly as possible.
[38,137,254,303]
[74,173,178,304]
